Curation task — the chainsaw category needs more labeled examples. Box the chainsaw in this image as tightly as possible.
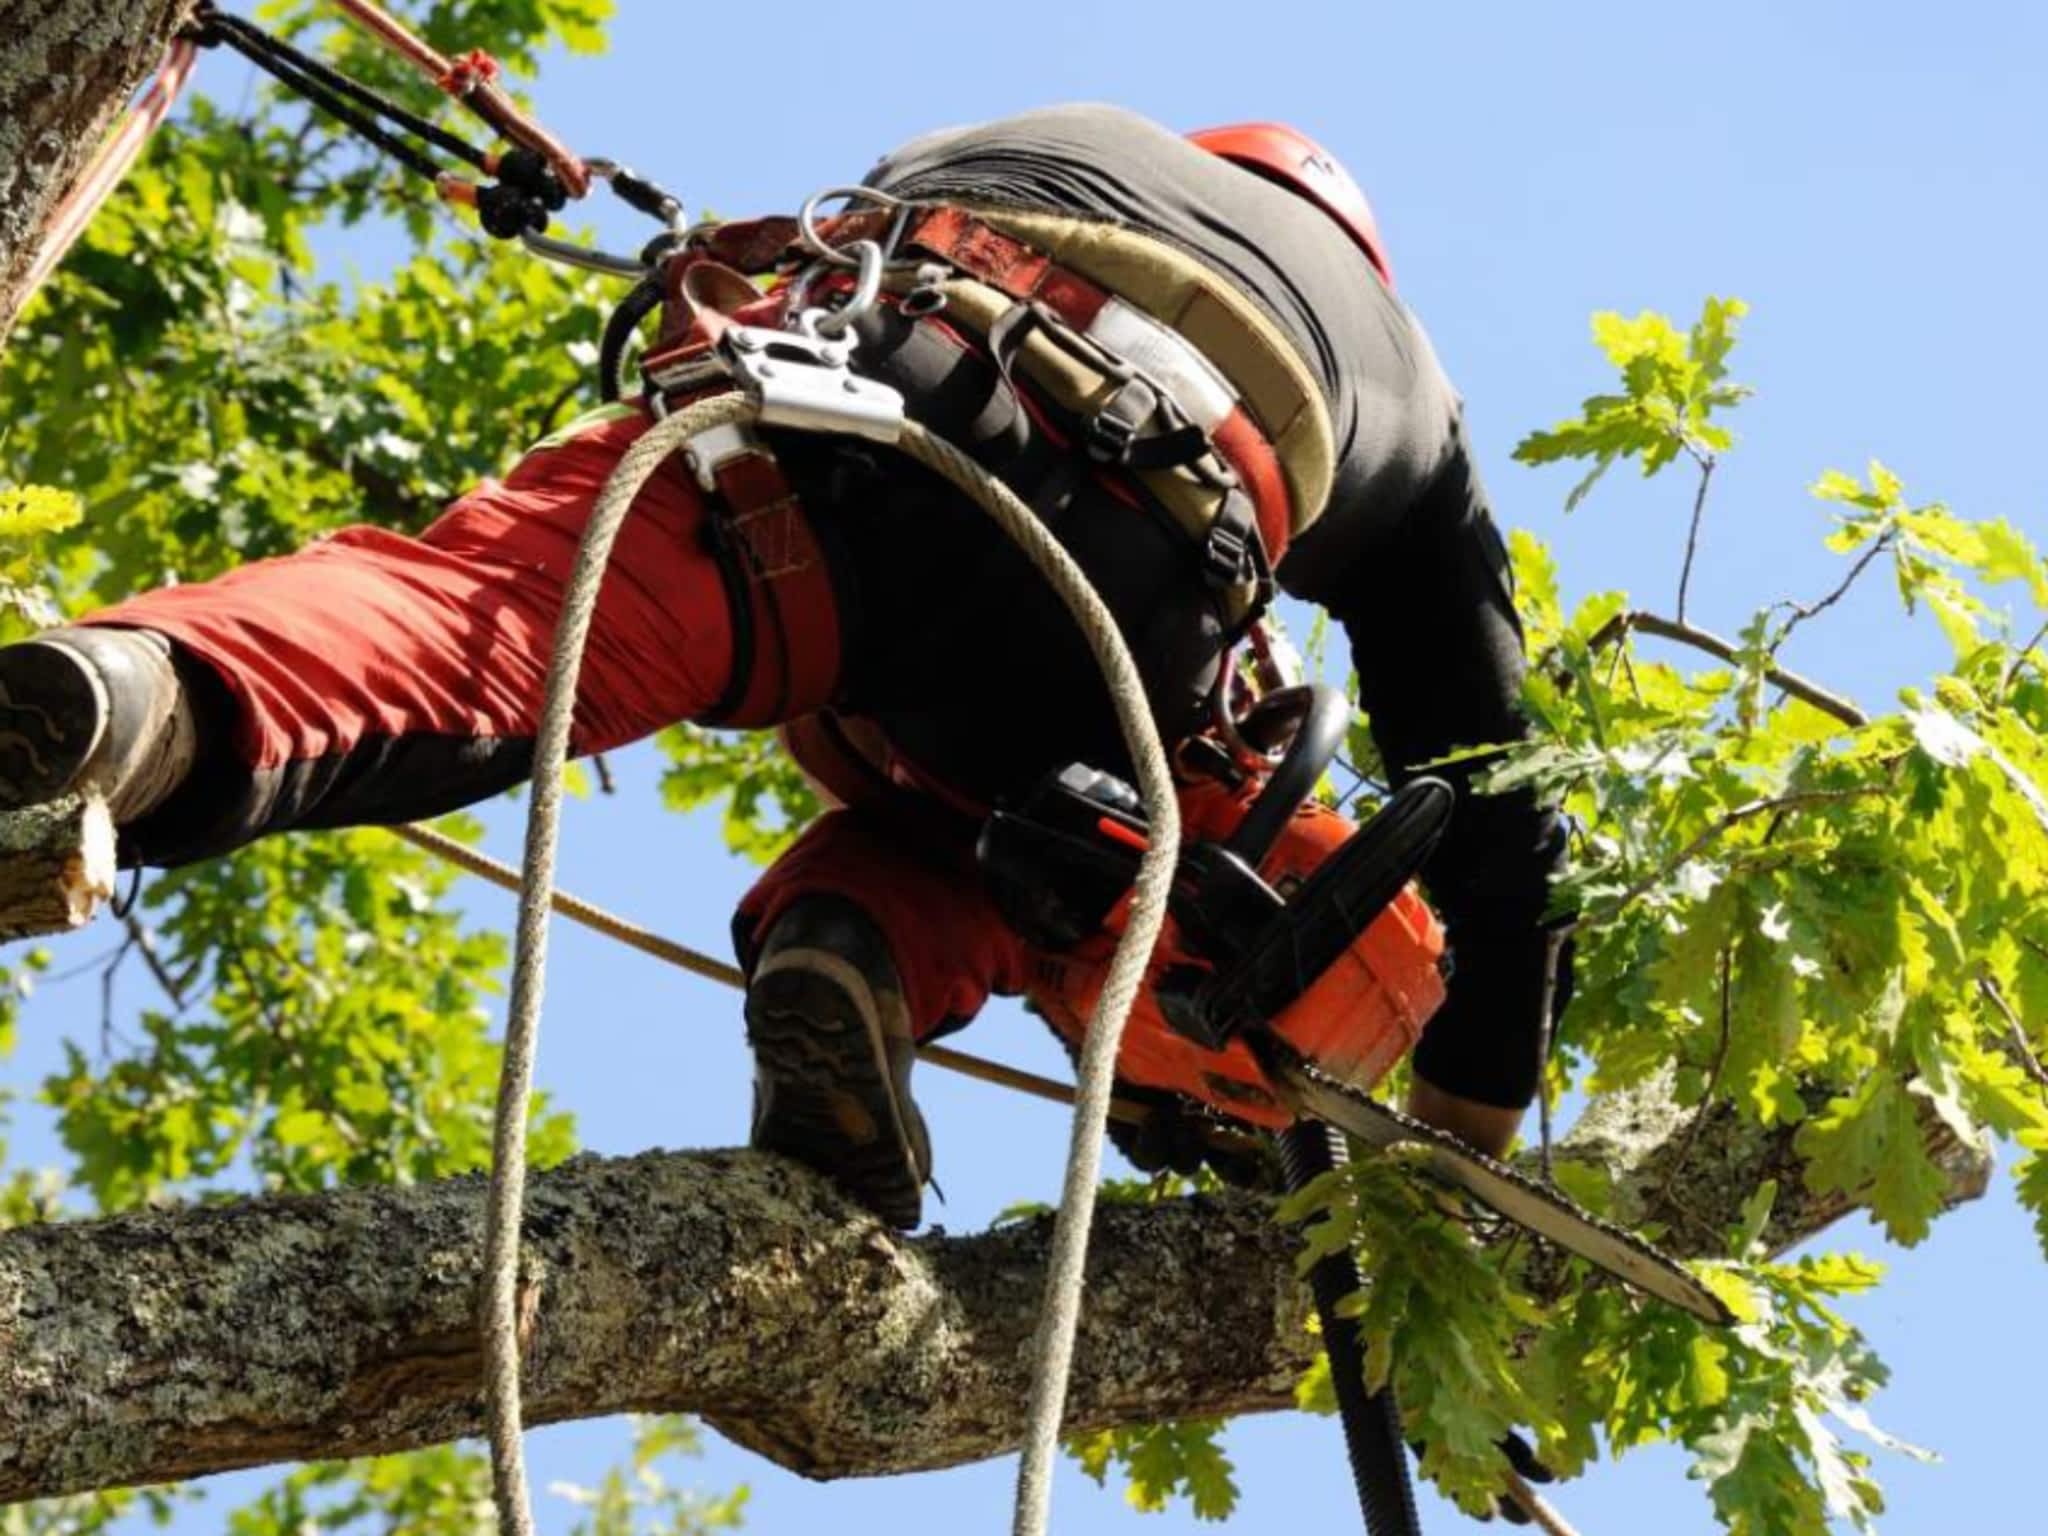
[978,680,1731,1329]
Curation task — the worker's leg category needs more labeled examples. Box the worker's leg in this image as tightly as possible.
[2,407,740,866]
[732,803,1029,1226]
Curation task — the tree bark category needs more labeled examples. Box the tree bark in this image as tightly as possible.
[0,1077,1991,1507]
[0,795,115,941]
[0,1149,1315,1503]
[1553,1068,1991,1257]
[0,0,195,345]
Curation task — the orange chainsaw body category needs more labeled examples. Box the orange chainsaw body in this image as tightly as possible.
[1022,778,1448,1130]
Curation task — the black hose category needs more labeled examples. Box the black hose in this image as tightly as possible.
[597,275,664,402]
[1278,1119,1423,1536]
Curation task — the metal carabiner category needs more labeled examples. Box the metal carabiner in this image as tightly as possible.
[803,239,886,339]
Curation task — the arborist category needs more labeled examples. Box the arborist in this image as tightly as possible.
[0,105,1563,1241]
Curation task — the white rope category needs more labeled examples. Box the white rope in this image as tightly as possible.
[890,431,1180,1536]
[479,395,1176,1536]
[480,393,755,1535]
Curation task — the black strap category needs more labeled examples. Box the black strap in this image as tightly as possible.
[188,5,560,239]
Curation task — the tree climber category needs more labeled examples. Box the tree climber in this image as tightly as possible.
[0,106,1562,1232]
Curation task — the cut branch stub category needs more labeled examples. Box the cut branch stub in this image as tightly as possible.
[0,794,116,941]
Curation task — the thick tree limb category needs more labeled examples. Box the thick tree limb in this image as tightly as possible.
[0,1149,1315,1504]
[1554,1069,1990,1258]
[0,1070,1997,1508]
[0,1,197,345]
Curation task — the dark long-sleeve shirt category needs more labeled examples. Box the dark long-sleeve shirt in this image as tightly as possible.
[864,105,1562,1108]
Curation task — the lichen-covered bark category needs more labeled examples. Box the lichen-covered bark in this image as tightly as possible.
[0,1071,1992,1505]
[0,1148,1313,1503]
[0,796,115,940]
[0,0,194,344]
[1554,1068,1990,1257]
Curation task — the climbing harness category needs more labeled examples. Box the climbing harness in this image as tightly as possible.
[24,18,1683,1533]
[500,308,1180,1536]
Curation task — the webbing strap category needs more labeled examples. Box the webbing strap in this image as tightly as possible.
[897,207,1295,567]
[685,421,844,729]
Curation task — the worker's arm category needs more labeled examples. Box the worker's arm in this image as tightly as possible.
[1310,417,1566,1160]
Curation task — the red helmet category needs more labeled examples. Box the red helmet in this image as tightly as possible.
[1187,122,1394,289]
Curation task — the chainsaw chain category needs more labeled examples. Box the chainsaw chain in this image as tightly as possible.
[1284,1054,1734,1325]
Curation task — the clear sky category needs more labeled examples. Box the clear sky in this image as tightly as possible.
[9,1,2048,1532]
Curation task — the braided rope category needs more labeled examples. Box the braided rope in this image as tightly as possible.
[885,428,1179,1536]
[480,393,754,1535]
[480,397,1176,1536]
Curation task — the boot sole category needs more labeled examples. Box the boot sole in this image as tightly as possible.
[747,946,926,1229]
[0,642,108,811]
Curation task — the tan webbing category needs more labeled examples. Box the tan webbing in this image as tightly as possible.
[965,206,1337,536]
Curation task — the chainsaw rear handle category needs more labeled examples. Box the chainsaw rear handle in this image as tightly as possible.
[1223,683,1352,870]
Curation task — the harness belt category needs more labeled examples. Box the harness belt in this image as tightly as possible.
[634,199,1336,726]
[667,203,1340,624]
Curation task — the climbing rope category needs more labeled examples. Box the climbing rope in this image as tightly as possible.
[485,393,1179,1536]
[389,819,1158,1122]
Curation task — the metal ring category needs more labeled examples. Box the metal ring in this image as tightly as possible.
[797,184,907,267]
[805,239,885,339]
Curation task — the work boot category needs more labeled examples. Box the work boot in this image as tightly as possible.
[0,627,197,822]
[745,895,932,1229]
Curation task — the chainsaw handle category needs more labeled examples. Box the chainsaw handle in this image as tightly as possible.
[1223,683,1351,870]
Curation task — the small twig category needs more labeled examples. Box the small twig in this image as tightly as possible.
[99,934,137,1057]
[1997,615,2048,701]
[1617,645,1645,708]
[1979,975,2048,1099]
[1660,946,1734,1201]
[46,944,127,985]
[1534,927,1569,1185]
[1585,611,1868,728]
[1774,530,1894,650]
[123,914,189,1011]
[1503,1469,1586,1536]
[1579,786,1885,931]
[1675,453,1717,624]
[532,379,583,443]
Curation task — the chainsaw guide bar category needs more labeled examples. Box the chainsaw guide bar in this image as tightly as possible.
[1276,1053,1736,1327]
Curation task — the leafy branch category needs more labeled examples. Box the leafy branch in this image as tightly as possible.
[1581,610,1869,729]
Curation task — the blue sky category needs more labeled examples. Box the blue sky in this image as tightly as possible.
[8,1,2048,1532]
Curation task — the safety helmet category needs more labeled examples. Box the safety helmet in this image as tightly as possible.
[1187,122,1394,289]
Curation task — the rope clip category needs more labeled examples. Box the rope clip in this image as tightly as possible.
[720,324,904,444]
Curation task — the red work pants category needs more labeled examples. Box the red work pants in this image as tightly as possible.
[89,407,1026,1038]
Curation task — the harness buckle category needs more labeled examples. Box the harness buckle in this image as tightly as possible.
[683,421,763,493]
[1084,378,1157,465]
[1202,490,1263,590]
[721,325,905,444]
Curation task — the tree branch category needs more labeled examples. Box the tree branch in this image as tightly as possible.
[1579,785,1885,930]
[0,795,117,940]
[0,1150,1315,1504]
[1553,1069,1989,1260]
[1585,610,1869,728]
[0,0,199,346]
[1774,531,1894,650]
[0,1081,1995,1507]
[1675,453,1716,624]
